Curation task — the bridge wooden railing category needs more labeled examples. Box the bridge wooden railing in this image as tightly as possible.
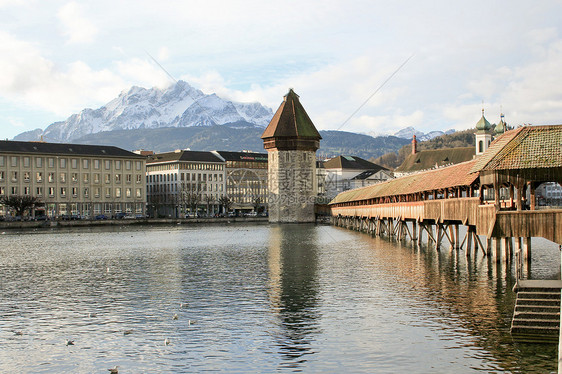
[490,209,562,245]
[331,198,483,224]
[331,198,562,244]
[331,202,424,221]
[423,198,481,224]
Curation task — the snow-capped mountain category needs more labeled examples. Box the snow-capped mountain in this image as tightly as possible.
[393,126,456,141]
[14,81,274,142]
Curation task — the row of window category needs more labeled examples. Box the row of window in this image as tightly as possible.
[148,183,224,194]
[0,155,143,171]
[0,171,143,184]
[148,173,224,183]
[0,186,142,199]
[226,161,268,169]
[149,162,224,172]
[149,192,223,202]
[43,202,144,215]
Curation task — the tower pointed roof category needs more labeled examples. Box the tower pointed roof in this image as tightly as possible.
[261,89,321,151]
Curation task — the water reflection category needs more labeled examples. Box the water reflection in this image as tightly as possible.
[0,224,559,373]
[347,231,559,373]
[267,224,319,369]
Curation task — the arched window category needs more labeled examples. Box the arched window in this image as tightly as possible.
[478,140,484,153]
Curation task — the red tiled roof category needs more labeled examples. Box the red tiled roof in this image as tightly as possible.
[330,159,479,204]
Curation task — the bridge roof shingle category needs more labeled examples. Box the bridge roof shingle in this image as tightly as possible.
[330,159,478,204]
[470,124,562,172]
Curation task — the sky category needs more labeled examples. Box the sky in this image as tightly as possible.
[1,0,562,140]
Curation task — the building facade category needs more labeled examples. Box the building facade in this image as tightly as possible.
[322,155,391,199]
[0,140,146,218]
[146,150,225,218]
[212,151,268,213]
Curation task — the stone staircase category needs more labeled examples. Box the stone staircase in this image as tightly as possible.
[511,280,562,344]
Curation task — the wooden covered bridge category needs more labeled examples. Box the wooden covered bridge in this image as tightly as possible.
[329,124,562,342]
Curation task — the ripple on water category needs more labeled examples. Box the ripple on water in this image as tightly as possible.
[0,224,558,373]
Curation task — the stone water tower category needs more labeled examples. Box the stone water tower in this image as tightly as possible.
[261,89,321,223]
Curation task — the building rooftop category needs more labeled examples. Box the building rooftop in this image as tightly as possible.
[0,140,144,158]
[214,150,268,163]
[147,150,223,164]
[351,170,387,180]
[395,147,475,173]
[331,159,479,204]
[323,155,387,171]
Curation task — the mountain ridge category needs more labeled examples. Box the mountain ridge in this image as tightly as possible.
[63,124,410,160]
[14,81,274,143]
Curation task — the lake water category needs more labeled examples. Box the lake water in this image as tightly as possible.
[0,223,560,373]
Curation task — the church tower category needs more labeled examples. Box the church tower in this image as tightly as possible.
[261,89,321,223]
[475,109,492,156]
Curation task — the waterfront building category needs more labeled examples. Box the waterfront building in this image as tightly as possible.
[212,150,268,213]
[261,89,321,223]
[146,150,225,218]
[322,155,391,199]
[0,140,146,218]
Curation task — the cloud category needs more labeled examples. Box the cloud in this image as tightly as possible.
[181,56,417,134]
[0,31,125,115]
[2,0,562,141]
[157,47,170,62]
[57,2,98,44]
[115,58,172,89]
[8,117,25,128]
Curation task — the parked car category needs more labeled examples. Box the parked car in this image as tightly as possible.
[114,212,127,219]
[34,215,48,221]
[62,214,82,220]
[95,214,108,220]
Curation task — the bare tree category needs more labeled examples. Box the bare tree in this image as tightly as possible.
[1,195,43,217]
[204,194,214,216]
[218,195,232,214]
[188,192,200,217]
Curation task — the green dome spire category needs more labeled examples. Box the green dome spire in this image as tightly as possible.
[475,108,491,133]
[494,113,506,135]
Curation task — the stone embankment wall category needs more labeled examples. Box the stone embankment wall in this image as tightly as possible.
[0,217,269,230]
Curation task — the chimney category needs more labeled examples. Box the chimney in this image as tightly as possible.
[411,135,418,155]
